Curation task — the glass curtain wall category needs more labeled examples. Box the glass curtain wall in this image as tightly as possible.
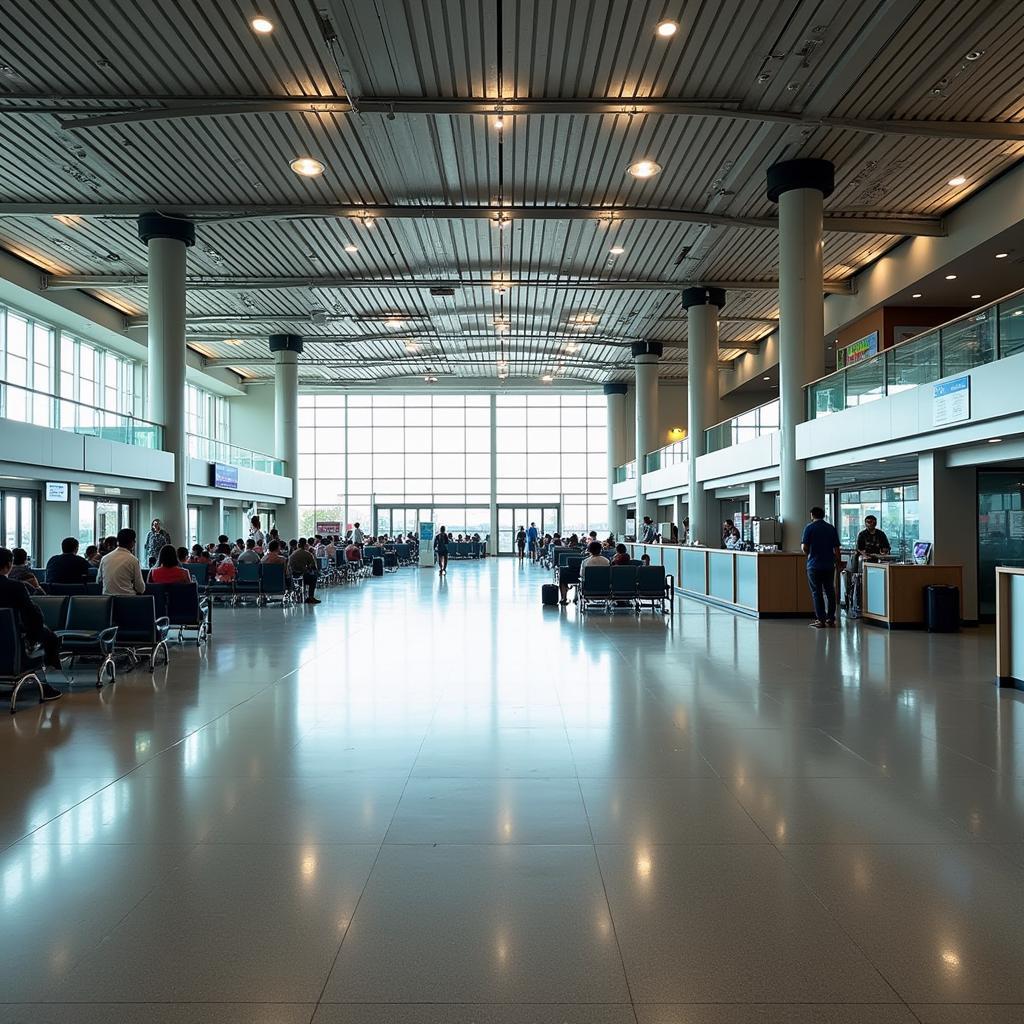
[298,393,608,539]
[978,470,1024,618]
[837,484,920,559]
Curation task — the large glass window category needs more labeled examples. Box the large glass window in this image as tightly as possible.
[837,484,919,559]
[186,383,230,456]
[61,333,137,427]
[0,307,53,425]
[297,393,608,538]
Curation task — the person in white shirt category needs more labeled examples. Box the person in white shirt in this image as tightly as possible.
[237,539,261,564]
[314,538,327,558]
[559,541,610,604]
[248,515,265,549]
[351,523,364,545]
[97,528,146,596]
[325,536,337,561]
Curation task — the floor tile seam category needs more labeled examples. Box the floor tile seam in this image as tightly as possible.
[824,727,1002,779]
[764,839,918,1012]
[310,688,443,1013]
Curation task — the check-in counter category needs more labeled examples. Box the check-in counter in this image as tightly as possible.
[996,566,1024,689]
[626,543,814,618]
[861,562,963,628]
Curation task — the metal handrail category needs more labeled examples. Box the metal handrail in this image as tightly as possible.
[614,460,637,483]
[704,397,780,453]
[645,438,689,472]
[0,380,163,448]
[704,396,781,436]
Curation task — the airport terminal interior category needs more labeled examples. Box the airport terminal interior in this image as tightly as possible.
[3,1,1024,1021]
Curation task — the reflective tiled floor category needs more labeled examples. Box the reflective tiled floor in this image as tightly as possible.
[2,559,1023,1023]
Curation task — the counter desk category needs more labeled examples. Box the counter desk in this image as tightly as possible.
[625,543,814,618]
[861,562,963,629]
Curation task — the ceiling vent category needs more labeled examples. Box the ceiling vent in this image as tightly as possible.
[430,286,456,297]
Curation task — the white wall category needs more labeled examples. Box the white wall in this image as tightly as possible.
[228,382,277,457]
[622,381,688,455]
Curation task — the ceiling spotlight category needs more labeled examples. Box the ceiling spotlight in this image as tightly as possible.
[655,19,679,37]
[492,214,511,229]
[763,375,771,381]
[609,246,625,255]
[344,244,358,253]
[971,293,981,299]
[988,438,1003,443]
[878,458,887,463]
[947,175,967,187]
[493,116,505,130]
[912,293,923,298]
[290,156,325,177]
[423,374,438,383]
[965,49,983,61]
[945,274,957,280]
[627,159,662,179]
[250,16,274,33]
[996,252,1009,259]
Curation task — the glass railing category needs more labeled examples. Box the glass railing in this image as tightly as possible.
[705,398,780,453]
[0,380,163,448]
[614,460,637,483]
[645,438,689,472]
[806,288,1024,418]
[187,433,284,475]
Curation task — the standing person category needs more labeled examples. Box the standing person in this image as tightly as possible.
[434,526,450,576]
[351,522,365,545]
[801,506,841,629]
[515,526,527,563]
[144,518,171,568]
[248,515,265,550]
[97,528,146,597]
[640,516,656,543]
[721,519,734,547]
[526,522,539,563]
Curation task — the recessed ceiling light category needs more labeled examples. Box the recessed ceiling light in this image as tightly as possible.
[609,246,625,255]
[493,116,505,130]
[878,458,887,463]
[250,16,273,33]
[290,156,325,177]
[996,252,1009,259]
[763,375,771,381]
[988,438,1002,443]
[912,293,923,298]
[965,49,983,61]
[947,175,967,187]
[344,244,358,253]
[627,159,662,179]
[655,20,679,37]
[971,293,981,299]
[945,274,957,280]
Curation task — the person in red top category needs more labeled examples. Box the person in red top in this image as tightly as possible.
[214,556,237,584]
[149,544,191,584]
[610,543,631,566]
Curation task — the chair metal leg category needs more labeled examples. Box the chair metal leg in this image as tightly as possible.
[10,672,43,713]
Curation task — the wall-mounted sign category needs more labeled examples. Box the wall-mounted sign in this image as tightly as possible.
[839,330,878,368]
[933,375,970,426]
[212,463,239,490]
[316,521,341,535]
[45,482,69,501]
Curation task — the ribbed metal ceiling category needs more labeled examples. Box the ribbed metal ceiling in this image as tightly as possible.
[0,0,1022,386]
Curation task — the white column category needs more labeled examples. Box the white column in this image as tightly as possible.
[603,382,628,536]
[682,287,725,547]
[918,453,978,621]
[139,212,194,549]
[633,341,662,536]
[767,159,834,549]
[269,333,302,540]
[489,394,498,554]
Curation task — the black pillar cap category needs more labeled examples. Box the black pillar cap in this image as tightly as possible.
[766,158,835,203]
[680,286,726,310]
[137,212,195,247]
[631,341,664,359]
[268,333,304,354]
[603,382,628,396]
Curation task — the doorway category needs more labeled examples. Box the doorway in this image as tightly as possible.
[374,505,490,542]
[497,505,560,555]
[78,497,132,547]
[1,489,39,565]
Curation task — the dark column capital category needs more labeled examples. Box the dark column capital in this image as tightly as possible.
[268,333,304,355]
[631,341,664,359]
[137,212,195,246]
[681,286,726,310]
[602,382,628,396]
[766,158,835,203]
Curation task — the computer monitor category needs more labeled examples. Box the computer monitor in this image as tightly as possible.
[912,540,932,565]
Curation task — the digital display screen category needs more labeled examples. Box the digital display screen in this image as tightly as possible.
[213,463,239,489]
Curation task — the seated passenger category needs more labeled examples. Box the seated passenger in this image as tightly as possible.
[610,543,631,566]
[261,539,287,564]
[9,549,43,595]
[45,537,91,585]
[325,536,337,560]
[230,538,244,558]
[344,540,361,563]
[215,535,232,557]
[85,544,100,567]
[0,546,63,698]
[237,539,261,564]
[640,553,651,567]
[288,537,320,605]
[149,544,191,584]
[213,556,237,585]
[97,528,146,596]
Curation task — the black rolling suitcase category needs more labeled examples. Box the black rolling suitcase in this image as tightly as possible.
[372,556,385,577]
[542,583,559,606]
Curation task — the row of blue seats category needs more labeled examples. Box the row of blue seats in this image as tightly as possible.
[578,564,674,614]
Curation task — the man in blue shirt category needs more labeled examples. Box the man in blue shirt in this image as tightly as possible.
[800,506,841,628]
[526,522,539,562]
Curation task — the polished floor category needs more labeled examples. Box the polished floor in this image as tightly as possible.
[1,559,1023,1023]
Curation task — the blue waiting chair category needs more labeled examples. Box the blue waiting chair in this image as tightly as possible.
[0,608,49,713]
[234,562,262,605]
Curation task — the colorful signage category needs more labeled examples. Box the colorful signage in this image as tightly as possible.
[932,375,970,426]
[840,330,878,367]
[316,521,341,535]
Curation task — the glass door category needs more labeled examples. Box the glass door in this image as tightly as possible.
[496,505,559,555]
[1,490,38,565]
[78,497,133,547]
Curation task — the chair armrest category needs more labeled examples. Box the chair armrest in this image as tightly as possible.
[665,574,675,591]
[97,626,118,653]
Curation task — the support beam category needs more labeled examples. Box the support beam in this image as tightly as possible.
[2,202,945,236]
[46,275,854,294]
[2,91,1022,141]
[206,355,737,371]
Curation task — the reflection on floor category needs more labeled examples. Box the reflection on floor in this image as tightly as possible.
[1,558,1023,1023]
